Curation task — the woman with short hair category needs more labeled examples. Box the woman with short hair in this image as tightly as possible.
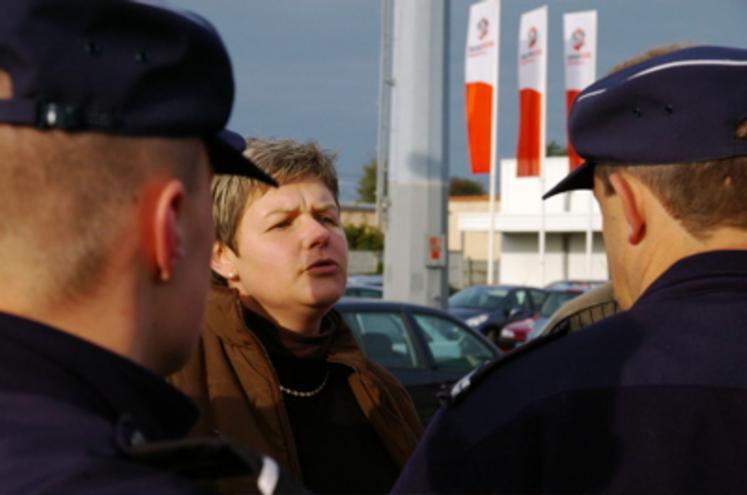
[170,138,422,494]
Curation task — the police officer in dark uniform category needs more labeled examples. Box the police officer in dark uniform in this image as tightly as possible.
[393,45,747,494]
[0,1,304,493]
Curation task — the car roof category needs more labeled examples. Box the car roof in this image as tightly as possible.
[543,287,585,295]
[335,296,474,324]
[345,283,383,291]
[336,298,455,314]
[454,284,541,291]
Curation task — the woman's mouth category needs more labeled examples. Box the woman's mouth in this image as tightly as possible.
[306,259,339,275]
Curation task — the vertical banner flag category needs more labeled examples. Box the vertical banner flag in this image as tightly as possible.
[465,0,500,174]
[563,10,597,171]
[516,6,547,177]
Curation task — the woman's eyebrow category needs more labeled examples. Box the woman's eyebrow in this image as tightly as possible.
[262,207,296,218]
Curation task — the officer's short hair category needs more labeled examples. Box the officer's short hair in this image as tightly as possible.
[0,129,200,303]
[0,0,274,304]
[595,136,747,240]
[596,45,747,239]
[544,45,747,238]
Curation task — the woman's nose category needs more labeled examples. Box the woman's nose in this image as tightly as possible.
[301,215,330,249]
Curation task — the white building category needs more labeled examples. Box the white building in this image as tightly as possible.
[457,156,608,287]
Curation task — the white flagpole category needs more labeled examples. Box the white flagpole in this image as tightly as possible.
[465,0,500,285]
[487,1,500,284]
[538,6,548,286]
[563,10,597,279]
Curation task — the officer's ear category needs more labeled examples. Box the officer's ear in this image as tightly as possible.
[0,69,12,99]
[608,173,646,245]
[153,180,187,283]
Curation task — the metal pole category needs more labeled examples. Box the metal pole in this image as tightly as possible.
[487,158,497,284]
[383,0,449,308]
[486,13,500,285]
[375,0,394,229]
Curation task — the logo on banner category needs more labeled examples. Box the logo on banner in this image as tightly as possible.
[527,26,538,48]
[521,25,543,63]
[477,18,489,40]
[572,28,586,51]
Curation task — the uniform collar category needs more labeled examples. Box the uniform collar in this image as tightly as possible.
[635,249,747,308]
[0,312,198,441]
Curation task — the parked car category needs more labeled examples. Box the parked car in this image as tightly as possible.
[545,279,606,291]
[497,317,536,351]
[344,283,383,299]
[447,285,547,343]
[528,288,586,339]
[347,274,383,288]
[335,298,500,423]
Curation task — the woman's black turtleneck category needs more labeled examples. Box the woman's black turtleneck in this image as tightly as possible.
[244,309,400,494]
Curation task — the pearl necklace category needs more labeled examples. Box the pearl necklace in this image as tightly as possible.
[278,369,330,398]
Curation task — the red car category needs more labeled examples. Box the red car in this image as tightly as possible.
[498,288,587,351]
[496,317,536,351]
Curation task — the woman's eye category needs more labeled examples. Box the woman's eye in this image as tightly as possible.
[272,220,291,230]
[320,216,338,225]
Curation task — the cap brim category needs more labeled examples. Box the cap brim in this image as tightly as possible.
[542,160,596,199]
[206,131,278,186]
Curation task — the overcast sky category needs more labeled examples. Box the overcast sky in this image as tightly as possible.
[170,0,747,202]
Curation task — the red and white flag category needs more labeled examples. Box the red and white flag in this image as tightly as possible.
[465,0,500,175]
[563,10,597,171]
[516,6,547,177]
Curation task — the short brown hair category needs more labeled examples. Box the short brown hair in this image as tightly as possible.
[0,127,199,305]
[607,43,690,74]
[595,44,747,239]
[212,137,339,252]
[596,155,747,239]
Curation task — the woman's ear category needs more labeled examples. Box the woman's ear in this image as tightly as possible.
[608,173,646,245]
[210,240,238,281]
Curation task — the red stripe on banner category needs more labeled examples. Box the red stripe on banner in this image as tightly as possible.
[465,82,493,174]
[566,90,583,171]
[516,88,542,176]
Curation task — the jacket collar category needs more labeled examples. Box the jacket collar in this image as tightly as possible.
[205,284,367,369]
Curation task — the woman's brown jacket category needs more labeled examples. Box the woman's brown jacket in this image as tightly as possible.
[168,285,423,492]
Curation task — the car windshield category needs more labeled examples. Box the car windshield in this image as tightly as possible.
[449,286,510,309]
[412,313,495,370]
[539,291,581,317]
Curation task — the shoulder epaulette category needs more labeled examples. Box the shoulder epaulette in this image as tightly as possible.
[438,326,570,407]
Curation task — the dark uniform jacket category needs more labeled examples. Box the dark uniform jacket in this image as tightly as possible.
[394,250,747,494]
[0,312,274,495]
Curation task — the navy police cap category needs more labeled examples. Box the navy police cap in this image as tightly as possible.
[544,45,747,199]
[0,0,276,185]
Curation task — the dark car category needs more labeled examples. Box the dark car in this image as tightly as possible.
[335,298,500,423]
[545,279,606,291]
[447,285,547,346]
[344,283,383,299]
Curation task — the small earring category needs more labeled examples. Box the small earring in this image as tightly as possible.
[227,272,237,280]
[158,268,170,283]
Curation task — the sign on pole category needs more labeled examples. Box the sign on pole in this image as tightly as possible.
[516,6,547,177]
[465,0,500,283]
[563,10,597,171]
[465,0,500,175]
